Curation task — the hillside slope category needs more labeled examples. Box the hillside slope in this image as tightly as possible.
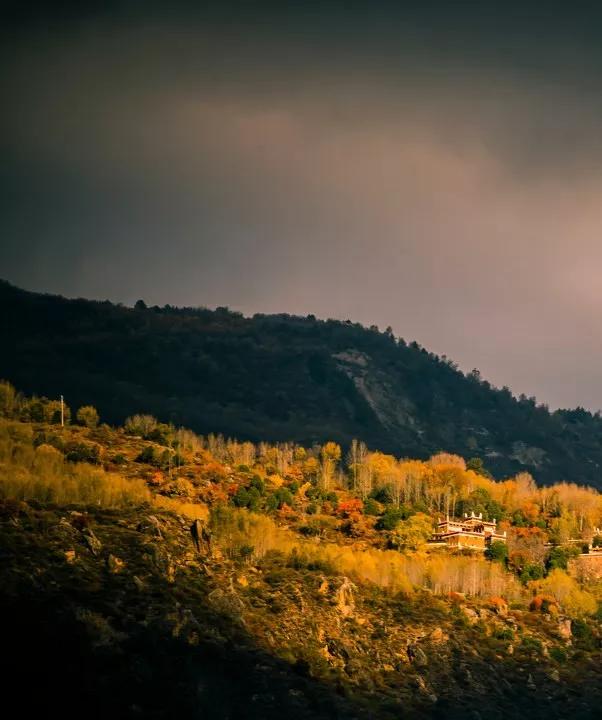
[1,407,601,719]
[1,280,601,487]
[5,502,600,720]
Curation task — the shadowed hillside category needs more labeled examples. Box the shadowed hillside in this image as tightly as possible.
[1,280,602,487]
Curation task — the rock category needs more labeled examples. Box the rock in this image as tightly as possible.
[150,546,176,582]
[107,553,125,574]
[407,644,428,667]
[132,575,145,591]
[415,675,437,703]
[462,607,479,624]
[430,627,448,643]
[334,577,356,617]
[208,588,245,617]
[557,618,572,640]
[137,515,163,539]
[527,674,536,690]
[58,518,78,536]
[83,529,102,556]
[548,669,560,682]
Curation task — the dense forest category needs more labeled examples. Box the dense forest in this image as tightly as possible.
[2,279,602,488]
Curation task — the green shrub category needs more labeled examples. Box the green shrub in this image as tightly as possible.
[376,507,403,531]
[267,487,294,511]
[369,486,393,505]
[520,635,543,654]
[363,497,380,516]
[136,446,158,464]
[64,441,102,464]
[493,626,514,641]
[547,545,580,572]
[486,540,509,564]
[549,646,567,664]
[520,562,544,583]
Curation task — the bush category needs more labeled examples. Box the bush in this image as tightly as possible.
[520,636,543,654]
[136,446,158,464]
[376,507,403,531]
[493,627,514,641]
[363,497,380,516]
[547,545,581,572]
[249,475,265,494]
[125,414,159,438]
[64,441,102,464]
[267,487,294,511]
[370,486,393,505]
[549,646,567,663]
[20,397,71,425]
[232,486,261,511]
[571,619,597,650]
[76,405,99,428]
[520,563,544,584]
[486,540,508,564]
[530,594,559,614]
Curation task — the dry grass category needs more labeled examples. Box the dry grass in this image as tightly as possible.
[0,421,150,508]
[210,506,521,598]
[153,495,209,521]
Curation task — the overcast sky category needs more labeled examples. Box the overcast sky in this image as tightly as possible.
[3,2,602,410]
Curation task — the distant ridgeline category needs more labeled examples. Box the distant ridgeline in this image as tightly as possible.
[1,279,602,487]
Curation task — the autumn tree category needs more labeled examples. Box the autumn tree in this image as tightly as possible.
[389,512,433,551]
[347,439,368,494]
[319,441,341,491]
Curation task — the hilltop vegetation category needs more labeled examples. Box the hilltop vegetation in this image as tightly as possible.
[2,380,602,602]
[3,280,602,488]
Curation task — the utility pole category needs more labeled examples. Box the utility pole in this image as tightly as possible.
[60,395,64,427]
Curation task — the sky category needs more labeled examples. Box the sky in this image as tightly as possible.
[3,1,602,411]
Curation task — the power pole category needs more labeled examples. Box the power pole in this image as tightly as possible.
[60,395,64,427]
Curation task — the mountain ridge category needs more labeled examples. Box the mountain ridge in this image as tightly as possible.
[1,279,601,488]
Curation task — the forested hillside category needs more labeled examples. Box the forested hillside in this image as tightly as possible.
[2,279,602,488]
[1,386,601,719]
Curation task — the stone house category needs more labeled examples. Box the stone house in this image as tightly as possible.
[431,512,507,551]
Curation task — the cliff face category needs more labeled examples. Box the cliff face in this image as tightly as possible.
[2,279,602,487]
[2,501,600,720]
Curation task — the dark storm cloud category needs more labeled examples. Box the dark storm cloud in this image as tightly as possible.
[3,1,602,410]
